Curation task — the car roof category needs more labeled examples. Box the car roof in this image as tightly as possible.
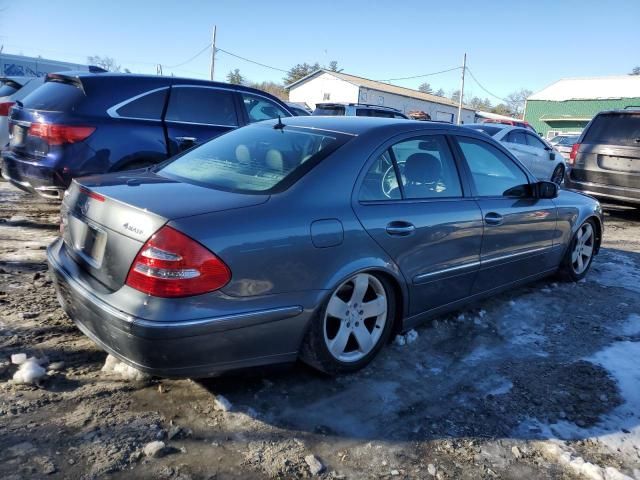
[316,102,402,112]
[257,115,473,136]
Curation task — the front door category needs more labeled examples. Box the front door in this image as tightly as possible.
[452,135,558,293]
[353,133,483,316]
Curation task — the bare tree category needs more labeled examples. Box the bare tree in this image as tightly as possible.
[434,88,445,97]
[505,89,533,118]
[630,66,640,75]
[87,55,121,72]
[418,82,433,94]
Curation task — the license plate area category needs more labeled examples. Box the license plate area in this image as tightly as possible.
[67,214,107,268]
[9,124,26,148]
[598,154,640,173]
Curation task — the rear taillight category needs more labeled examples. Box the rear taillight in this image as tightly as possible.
[0,102,14,116]
[28,123,95,145]
[126,226,231,298]
[568,143,580,166]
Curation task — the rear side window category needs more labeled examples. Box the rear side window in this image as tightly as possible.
[241,93,290,123]
[115,89,166,120]
[313,105,345,116]
[504,131,527,145]
[0,83,18,97]
[21,81,84,111]
[456,136,528,197]
[166,87,238,126]
[583,113,640,147]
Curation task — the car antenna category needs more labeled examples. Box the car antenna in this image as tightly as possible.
[274,115,286,130]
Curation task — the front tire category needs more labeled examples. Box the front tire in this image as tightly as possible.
[300,272,396,375]
[558,219,596,282]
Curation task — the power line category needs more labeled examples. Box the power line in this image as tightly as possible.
[165,43,212,68]
[465,67,509,103]
[216,47,289,73]
[375,66,461,82]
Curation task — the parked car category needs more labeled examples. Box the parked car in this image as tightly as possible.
[286,102,311,116]
[0,76,45,147]
[48,116,602,377]
[565,109,640,206]
[465,123,566,184]
[1,72,293,199]
[553,135,581,160]
[313,102,410,119]
[548,133,581,146]
[481,118,537,132]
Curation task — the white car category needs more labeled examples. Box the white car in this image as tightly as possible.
[0,76,44,148]
[466,124,567,184]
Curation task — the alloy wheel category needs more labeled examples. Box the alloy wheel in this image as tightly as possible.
[323,273,388,363]
[551,165,565,185]
[571,222,594,274]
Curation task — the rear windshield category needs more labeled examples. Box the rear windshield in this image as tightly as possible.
[0,83,18,97]
[21,80,84,111]
[583,113,640,147]
[557,135,580,146]
[157,124,352,193]
[313,105,345,116]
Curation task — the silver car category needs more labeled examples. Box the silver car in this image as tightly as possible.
[466,124,567,184]
[48,116,603,377]
[0,76,44,148]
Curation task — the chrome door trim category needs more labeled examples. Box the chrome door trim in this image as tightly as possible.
[413,260,480,284]
[481,245,555,267]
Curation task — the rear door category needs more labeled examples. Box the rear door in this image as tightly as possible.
[164,85,240,155]
[525,131,556,179]
[573,112,640,189]
[452,134,559,293]
[353,132,483,316]
[502,129,538,176]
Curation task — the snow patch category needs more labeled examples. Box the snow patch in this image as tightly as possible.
[619,314,640,336]
[13,358,46,384]
[591,251,640,293]
[394,329,418,346]
[539,441,633,480]
[101,354,149,382]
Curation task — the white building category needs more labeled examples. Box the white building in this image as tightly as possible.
[287,69,475,124]
[0,53,89,77]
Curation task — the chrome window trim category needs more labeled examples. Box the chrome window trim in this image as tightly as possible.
[106,86,168,122]
[164,119,237,128]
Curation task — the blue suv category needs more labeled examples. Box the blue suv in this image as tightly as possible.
[1,72,293,199]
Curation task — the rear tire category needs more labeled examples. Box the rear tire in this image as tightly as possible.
[300,272,396,375]
[557,219,597,282]
[551,164,565,185]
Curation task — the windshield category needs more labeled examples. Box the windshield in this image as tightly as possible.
[313,105,345,116]
[557,135,580,146]
[158,124,352,193]
[0,82,18,97]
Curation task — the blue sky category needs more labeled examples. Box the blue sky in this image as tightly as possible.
[1,0,638,102]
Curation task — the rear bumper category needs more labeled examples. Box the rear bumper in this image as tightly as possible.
[565,174,640,206]
[0,152,67,199]
[47,238,314,378]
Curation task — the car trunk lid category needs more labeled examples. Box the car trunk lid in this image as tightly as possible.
[62,173,268,291]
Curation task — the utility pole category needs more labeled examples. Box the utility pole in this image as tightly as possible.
[156,64,163,76]
[210,25,217,81]
[457,52,466,125]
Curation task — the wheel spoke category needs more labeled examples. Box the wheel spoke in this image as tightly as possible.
[351,275,369,304]
[582,224,593,243]
[577,227,584,241]
[577,254,584,272]
[327,296,348,319]
[353,325,374,353]
[361,297,386,318]
[571,248,579,263]
[328,325,351,357]
[582,244,593,257]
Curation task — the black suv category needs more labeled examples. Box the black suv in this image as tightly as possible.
[1,72,293,199]
[565,109,640,206]
[313,103,410,119]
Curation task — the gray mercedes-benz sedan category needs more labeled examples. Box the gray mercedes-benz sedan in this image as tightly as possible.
[48,116,603,377]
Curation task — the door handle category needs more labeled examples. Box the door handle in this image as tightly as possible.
[386,221,415,236]
[484,212,504,226]
[176,136,198,144]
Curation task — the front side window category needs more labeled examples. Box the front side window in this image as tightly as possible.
[241,93,289,123]
[158,124,351,193]
[166,87,238,126]
[456,136,528,197]
[359,135,463,201]
[525,132,548,149]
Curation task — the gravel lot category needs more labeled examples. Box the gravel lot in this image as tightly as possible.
[1,180,639,480]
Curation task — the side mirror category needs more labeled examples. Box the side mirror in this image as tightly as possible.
[535,181,558,199]
[549,152,556,160]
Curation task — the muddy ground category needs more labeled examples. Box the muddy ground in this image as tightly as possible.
[1,180,639,480]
